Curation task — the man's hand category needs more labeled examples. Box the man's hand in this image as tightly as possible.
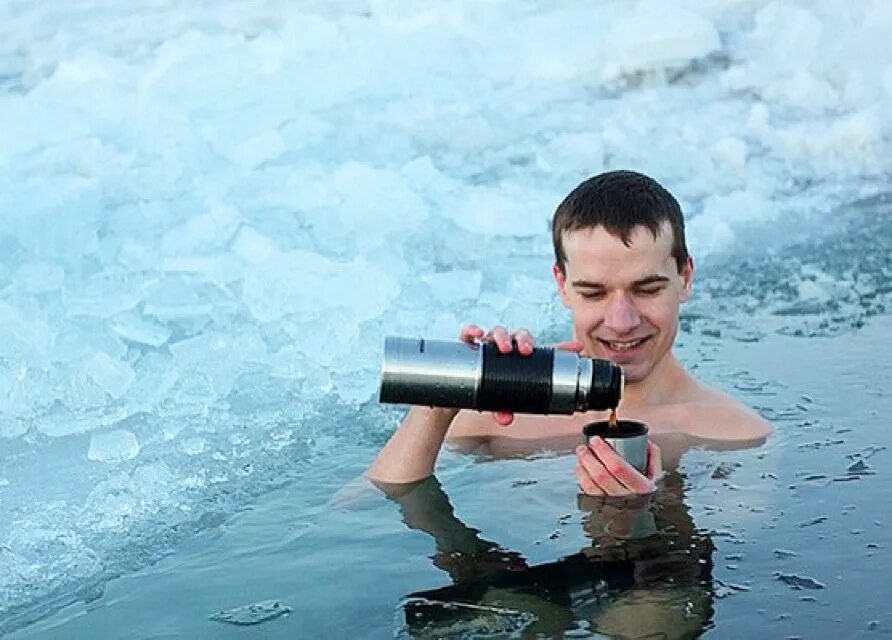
[575,440,662,497]
[459,324,584,426]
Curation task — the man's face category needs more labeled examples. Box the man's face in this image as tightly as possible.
[553,223,693,384]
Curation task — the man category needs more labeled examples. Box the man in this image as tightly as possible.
[368,170,770,495]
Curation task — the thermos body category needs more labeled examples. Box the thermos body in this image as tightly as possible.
[379,337,623,415]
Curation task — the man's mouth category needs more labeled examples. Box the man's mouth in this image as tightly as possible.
[597,336,651,352]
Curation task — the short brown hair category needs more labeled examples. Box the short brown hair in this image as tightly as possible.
[552,170,689,274]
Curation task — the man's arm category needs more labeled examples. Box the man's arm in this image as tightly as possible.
[367,324,531,484]
[367,406,461,484]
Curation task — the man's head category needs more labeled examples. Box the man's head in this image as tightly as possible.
[551,170,693,383]
[552,170,689,276]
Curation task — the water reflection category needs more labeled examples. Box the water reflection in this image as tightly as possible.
[386,472,714,639]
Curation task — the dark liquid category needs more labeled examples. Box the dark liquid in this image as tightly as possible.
[608,408,618,430]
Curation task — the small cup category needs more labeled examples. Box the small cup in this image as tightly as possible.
[582,420,649,473]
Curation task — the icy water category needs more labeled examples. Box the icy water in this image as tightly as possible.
[9,197,892,637]
[2,0,892,638]
[11,313,892,638]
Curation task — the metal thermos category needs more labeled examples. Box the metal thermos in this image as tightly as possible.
[379,337,623,414]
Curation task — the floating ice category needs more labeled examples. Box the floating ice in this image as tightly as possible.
[82,352,136,400]
[87,429,140,462]
[601,1,721,82]
[774,572,826,590]
[243,250,399,323]
[14,262,65,294]
[63,269,154,319]
[111,314,172,348]
[423,270,483,305]
[447,184,551,237]
[210,599,292,626]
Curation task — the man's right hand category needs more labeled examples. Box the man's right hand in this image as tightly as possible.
[458,324,584,426]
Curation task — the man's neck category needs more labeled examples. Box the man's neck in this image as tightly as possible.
[616,352,691,409]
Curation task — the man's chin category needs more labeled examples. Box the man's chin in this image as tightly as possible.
[600,358,648,384]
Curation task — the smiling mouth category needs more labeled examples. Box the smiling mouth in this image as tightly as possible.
[597,336,651,352]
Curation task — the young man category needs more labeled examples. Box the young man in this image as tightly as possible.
[368,170,770,495]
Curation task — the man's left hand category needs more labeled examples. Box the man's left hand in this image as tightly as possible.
[575,440,662,497]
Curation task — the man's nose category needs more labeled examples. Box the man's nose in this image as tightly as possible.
[604,294,641,334]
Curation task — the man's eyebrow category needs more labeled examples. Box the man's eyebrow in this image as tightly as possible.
[633,275,671,287]
[571,279,605,289]
[572,275,671,288]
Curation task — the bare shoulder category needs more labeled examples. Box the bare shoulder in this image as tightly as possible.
[676,382,772,445]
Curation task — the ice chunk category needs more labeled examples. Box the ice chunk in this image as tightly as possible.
[232,225,280,263]
[711,137,748,171]
[160,254,242,285]
[14,262,65,294]
[688,190,775,259]
[83,461,177,531]
[142,276,233,321]
[447,184,551,237]
[229,130,286,168]
[118,351,178,414]
[37,402,131,438]
[422,270,483,305]
[297,162,429,253]
[180,437,206,456]
[169,328,267,397]
[161,202,240,256]
[210,600,291,626]
[111,314,172,348]
[53,323,127,364]
[0,416,29,439]
[63,269,154,318]
[0,301,54,365]
[536,132,606,176]
[243,251,399,323]
[82,352,136,400]
[602,2,720,81]
[10,177,102,264]
[88,430,140,462]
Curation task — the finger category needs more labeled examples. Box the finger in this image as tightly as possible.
[646,442,663,483]
[512,329,535,356]
[576,445,629,496]
[493,411,514,426]
[588,438,656,495]
[554,340,584,353]
[575,464,604,496]
[487,326,513,353]
[460,324,485,343]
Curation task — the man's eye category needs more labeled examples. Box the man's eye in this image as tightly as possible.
[636,287,663,296]
[579,291,605,300]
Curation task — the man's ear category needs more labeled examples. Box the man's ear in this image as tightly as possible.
[553,263,571,308]
[679,256,694,302]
